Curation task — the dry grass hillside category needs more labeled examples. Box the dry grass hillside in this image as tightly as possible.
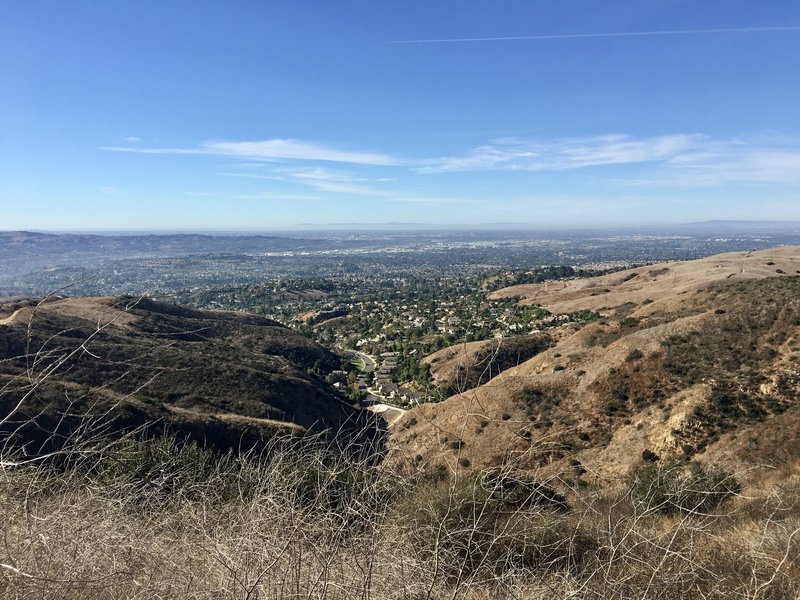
[423,333,555,394]
[389,247,800,494]
[489,245,800,314]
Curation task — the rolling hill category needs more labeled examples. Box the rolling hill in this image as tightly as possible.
[389,247,800,492]
[0,296,377,456]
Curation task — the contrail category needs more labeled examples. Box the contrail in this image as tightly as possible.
[392,26,800,44]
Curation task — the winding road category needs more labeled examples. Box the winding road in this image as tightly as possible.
[349,350,376,373]
[345,349,407,426]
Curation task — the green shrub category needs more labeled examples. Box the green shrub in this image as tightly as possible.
[98,436,223,500]
[389,472,593,583]
[625,349,644,362]
[641,449,660,463]
[571,309,601,322]
[478,468,568,511]
[626,458,741,516]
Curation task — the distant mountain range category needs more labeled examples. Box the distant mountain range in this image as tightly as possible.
[5,219,800,235]
[291,220,800,232]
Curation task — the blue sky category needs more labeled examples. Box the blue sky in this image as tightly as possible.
[2,1,799,230]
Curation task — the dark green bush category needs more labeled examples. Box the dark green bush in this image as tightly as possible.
[99,435,222,500]
[478,468,568,511]
[627,458,741,516]
[390,472,594,583]
[625,349,644,362]
[641,449,660,463]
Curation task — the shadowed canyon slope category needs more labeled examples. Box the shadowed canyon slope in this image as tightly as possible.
[0,296,376,454]
[390,247,800,488]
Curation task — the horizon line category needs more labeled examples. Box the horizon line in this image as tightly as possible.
[5,219,800,236]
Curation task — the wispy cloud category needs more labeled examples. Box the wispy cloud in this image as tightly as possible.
[105,133,800,190]
[219,172,288,181]
[637,148,800,187]
[238,192,323,201]
[283,167,391,195]
[418,133,800,186]
[104,138,400,166]
[388,196,466,205]
[393,26,800,44]
[420,134,701,173]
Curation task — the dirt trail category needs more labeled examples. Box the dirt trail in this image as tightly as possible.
[0,309,23,326]
[165,405,307,432]
[366,403,407,426]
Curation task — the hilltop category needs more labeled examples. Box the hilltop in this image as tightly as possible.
[0,296,376,455]
[390,247,800,491]
[489,245,800,313]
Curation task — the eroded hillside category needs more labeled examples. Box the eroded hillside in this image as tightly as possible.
[424,333,555,395]
[389,247,800,489]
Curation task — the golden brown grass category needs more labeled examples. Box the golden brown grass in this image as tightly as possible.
[2,434,799,599]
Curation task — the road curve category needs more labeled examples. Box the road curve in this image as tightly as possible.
[349,350,376,373]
